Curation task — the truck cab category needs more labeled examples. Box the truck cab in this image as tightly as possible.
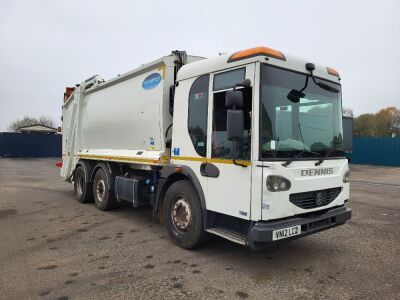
[168,47,351,249]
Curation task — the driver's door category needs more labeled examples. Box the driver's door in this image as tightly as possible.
[203,63,255,220]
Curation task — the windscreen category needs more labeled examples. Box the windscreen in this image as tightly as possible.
[260,64,343,160]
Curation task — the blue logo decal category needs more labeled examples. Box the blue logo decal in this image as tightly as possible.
[173,148,180,156]
[142,73,161,90]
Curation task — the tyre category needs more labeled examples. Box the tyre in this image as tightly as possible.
[164,180,207,249]
[92,168,116,211]
[74,166,93,203]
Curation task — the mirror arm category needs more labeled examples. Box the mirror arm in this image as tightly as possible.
[300,75,309,92]
[231,140,247,168]
[308,70,319,85]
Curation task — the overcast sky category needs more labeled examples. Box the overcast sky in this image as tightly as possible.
[0,0,399,131]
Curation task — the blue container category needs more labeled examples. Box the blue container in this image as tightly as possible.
[350,137,400,167]
[0,132,61,158]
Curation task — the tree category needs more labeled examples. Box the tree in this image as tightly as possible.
[374,107,395,136]
[354,106,400,137]
[7,116,56,132]
[389,107,400,136]
[354,113,375,136]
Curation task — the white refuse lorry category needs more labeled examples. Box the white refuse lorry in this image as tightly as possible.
[61,47,351,250]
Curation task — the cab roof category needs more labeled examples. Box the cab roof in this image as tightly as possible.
[178,46,340,84]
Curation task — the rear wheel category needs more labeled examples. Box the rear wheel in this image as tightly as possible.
[164,180,207,249]
[93,168,116,211]
[74,166,93,203]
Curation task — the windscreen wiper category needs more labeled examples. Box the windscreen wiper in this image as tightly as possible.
[315,148,343,166]
[282,149,321,167]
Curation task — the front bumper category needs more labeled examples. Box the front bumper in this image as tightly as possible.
[248,205,352,250]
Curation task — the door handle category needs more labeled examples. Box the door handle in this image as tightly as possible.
[200,162,220,178]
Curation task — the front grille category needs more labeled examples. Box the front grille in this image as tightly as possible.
[289,187,342,209]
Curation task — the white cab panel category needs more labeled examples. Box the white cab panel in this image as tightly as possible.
[171,76,209,199]
[261,159,349,220]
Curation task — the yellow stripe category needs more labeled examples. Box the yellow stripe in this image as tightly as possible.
[158,64,166,79]
[75,154,163,165]
[172,156,251,166]
[172,156,205,162]
[75,153,251,167]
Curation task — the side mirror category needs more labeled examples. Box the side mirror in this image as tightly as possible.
[287,89,305,103]
[226,78,249,147]
[227,109,244,142]
[239,78,251,88]
[317,81,340,93]
[225,90,243,108]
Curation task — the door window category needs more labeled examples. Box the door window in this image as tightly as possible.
[211,70,252,160]
[213,68,245,91]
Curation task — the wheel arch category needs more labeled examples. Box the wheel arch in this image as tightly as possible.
[76,160,95,183]
[90,161,120,190]
[154,164,207,228]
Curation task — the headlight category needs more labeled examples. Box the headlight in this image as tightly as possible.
[266,175,291,192]
[343,170,350,183]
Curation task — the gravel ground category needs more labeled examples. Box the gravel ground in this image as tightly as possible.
[0,158,399,300]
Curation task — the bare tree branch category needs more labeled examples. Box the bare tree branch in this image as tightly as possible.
[7,116,56,132]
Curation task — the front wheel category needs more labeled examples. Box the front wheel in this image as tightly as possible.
[164,180,207,249]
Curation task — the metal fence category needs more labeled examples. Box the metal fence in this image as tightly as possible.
[0,132,61,158]
[350,137,400,167]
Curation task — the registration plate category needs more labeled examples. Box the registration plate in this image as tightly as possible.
[272,225,301,241]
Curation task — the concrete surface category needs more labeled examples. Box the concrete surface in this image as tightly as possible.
[0,158,399,300]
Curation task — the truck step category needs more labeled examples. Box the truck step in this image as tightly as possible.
[206,228,247,246]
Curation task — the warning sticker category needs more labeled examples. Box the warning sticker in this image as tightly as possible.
[194,93,204,100]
